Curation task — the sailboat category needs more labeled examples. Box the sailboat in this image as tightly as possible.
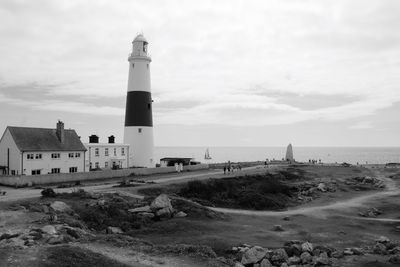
[204,148,212,160]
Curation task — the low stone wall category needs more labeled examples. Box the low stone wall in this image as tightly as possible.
[0,164,209,187]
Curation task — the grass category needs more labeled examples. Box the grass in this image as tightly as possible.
[178,174,294,210]
[42,245,130,267]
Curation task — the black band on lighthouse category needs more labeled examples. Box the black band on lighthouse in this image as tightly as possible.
[124,91,153,127]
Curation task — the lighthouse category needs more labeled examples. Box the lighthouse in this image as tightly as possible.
[123,34,154,168]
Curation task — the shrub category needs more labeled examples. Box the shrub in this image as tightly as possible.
[41,188,56,198]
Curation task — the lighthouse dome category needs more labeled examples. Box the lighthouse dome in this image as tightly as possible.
[133,34,147,43]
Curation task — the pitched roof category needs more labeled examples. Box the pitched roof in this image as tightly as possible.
[7,126,86,152]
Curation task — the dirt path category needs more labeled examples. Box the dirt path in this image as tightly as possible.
[211,169,400,217]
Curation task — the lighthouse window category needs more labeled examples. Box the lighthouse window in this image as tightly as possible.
[147,64,149,69]
[132,64,134,68]
[138,128,142,133]
[148,103,151,109]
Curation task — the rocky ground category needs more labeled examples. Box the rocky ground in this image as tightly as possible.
[0,164,399,266]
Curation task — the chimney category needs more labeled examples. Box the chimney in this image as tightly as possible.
[56,120,65,143]
[89,134,99,143]
[108,135,115,144]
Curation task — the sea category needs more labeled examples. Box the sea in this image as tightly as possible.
[154,147,400,165]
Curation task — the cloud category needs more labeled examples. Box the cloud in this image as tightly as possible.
[0,0,399,128]
[0,92,123,116]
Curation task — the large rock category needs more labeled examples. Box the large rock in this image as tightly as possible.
[151,194,174,218]
[301,241,313,253]
[300,252,312,264]
[174,211,187,218]
[128,205,151,213]
[317,183,326,192]
[373,242,388,255]
[260,258,273,267]
[241,246,268,265]
[315,252,329,265]
[106,226,123,234]
[271,248,288,264]
[50,201,72,213]
[288,256,301,265]
[41,225,57,235]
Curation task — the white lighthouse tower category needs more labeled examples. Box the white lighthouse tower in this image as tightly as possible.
[123,34,154,168]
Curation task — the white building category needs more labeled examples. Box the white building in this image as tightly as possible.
[84,135,129,171]
[123,34,154,168]
[0,121,86,176]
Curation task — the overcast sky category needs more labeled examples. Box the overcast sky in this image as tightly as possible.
[0,0,399,146]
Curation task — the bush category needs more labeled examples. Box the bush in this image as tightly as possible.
[41,188,56,198]
[178,174,293,211]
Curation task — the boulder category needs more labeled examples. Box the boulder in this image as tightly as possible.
[50,201,72,213]
[150,194,173,211]
[128,205,151,213]
[317,183,326,192]
[241,246,268,265]
[41,225,57,235]
[389,246,400,254]
[300,252,312,264]
[106,226,123,234]
[260,258,273,267]
[271,248,288,264]
[65,227,81,239]
[156,207,173,218]
[376,236,390,244]
[288,256,301,265]
[301,242,313,253]
[315,252,329,265]
[273,225,284,231]
[350,247,364,255]
[174,211,187,218]
[373,242,387,255]
[343,248,354,256]
[331,251,344,258]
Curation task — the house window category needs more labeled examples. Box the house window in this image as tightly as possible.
[75,153,80,158]
[51,168,60,174]
[68,153,74,158]
[27,154,34,160]
[31,169,41,175]
[105,148,109,156]
[105,162,108,168]
[95,148,99,157]
[69,167,77,173]
[138,128,142,133]
[95,162,99,169]
[51,153,60,159]
[121,148,125,156]
[113,148,116,156]
[35,153,42,159]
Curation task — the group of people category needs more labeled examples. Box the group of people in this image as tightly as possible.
[223,162,241,174]
[308,159,322,164]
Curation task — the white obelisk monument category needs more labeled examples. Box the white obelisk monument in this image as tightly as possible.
[123,34,154,168]
[285,143,294,163]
